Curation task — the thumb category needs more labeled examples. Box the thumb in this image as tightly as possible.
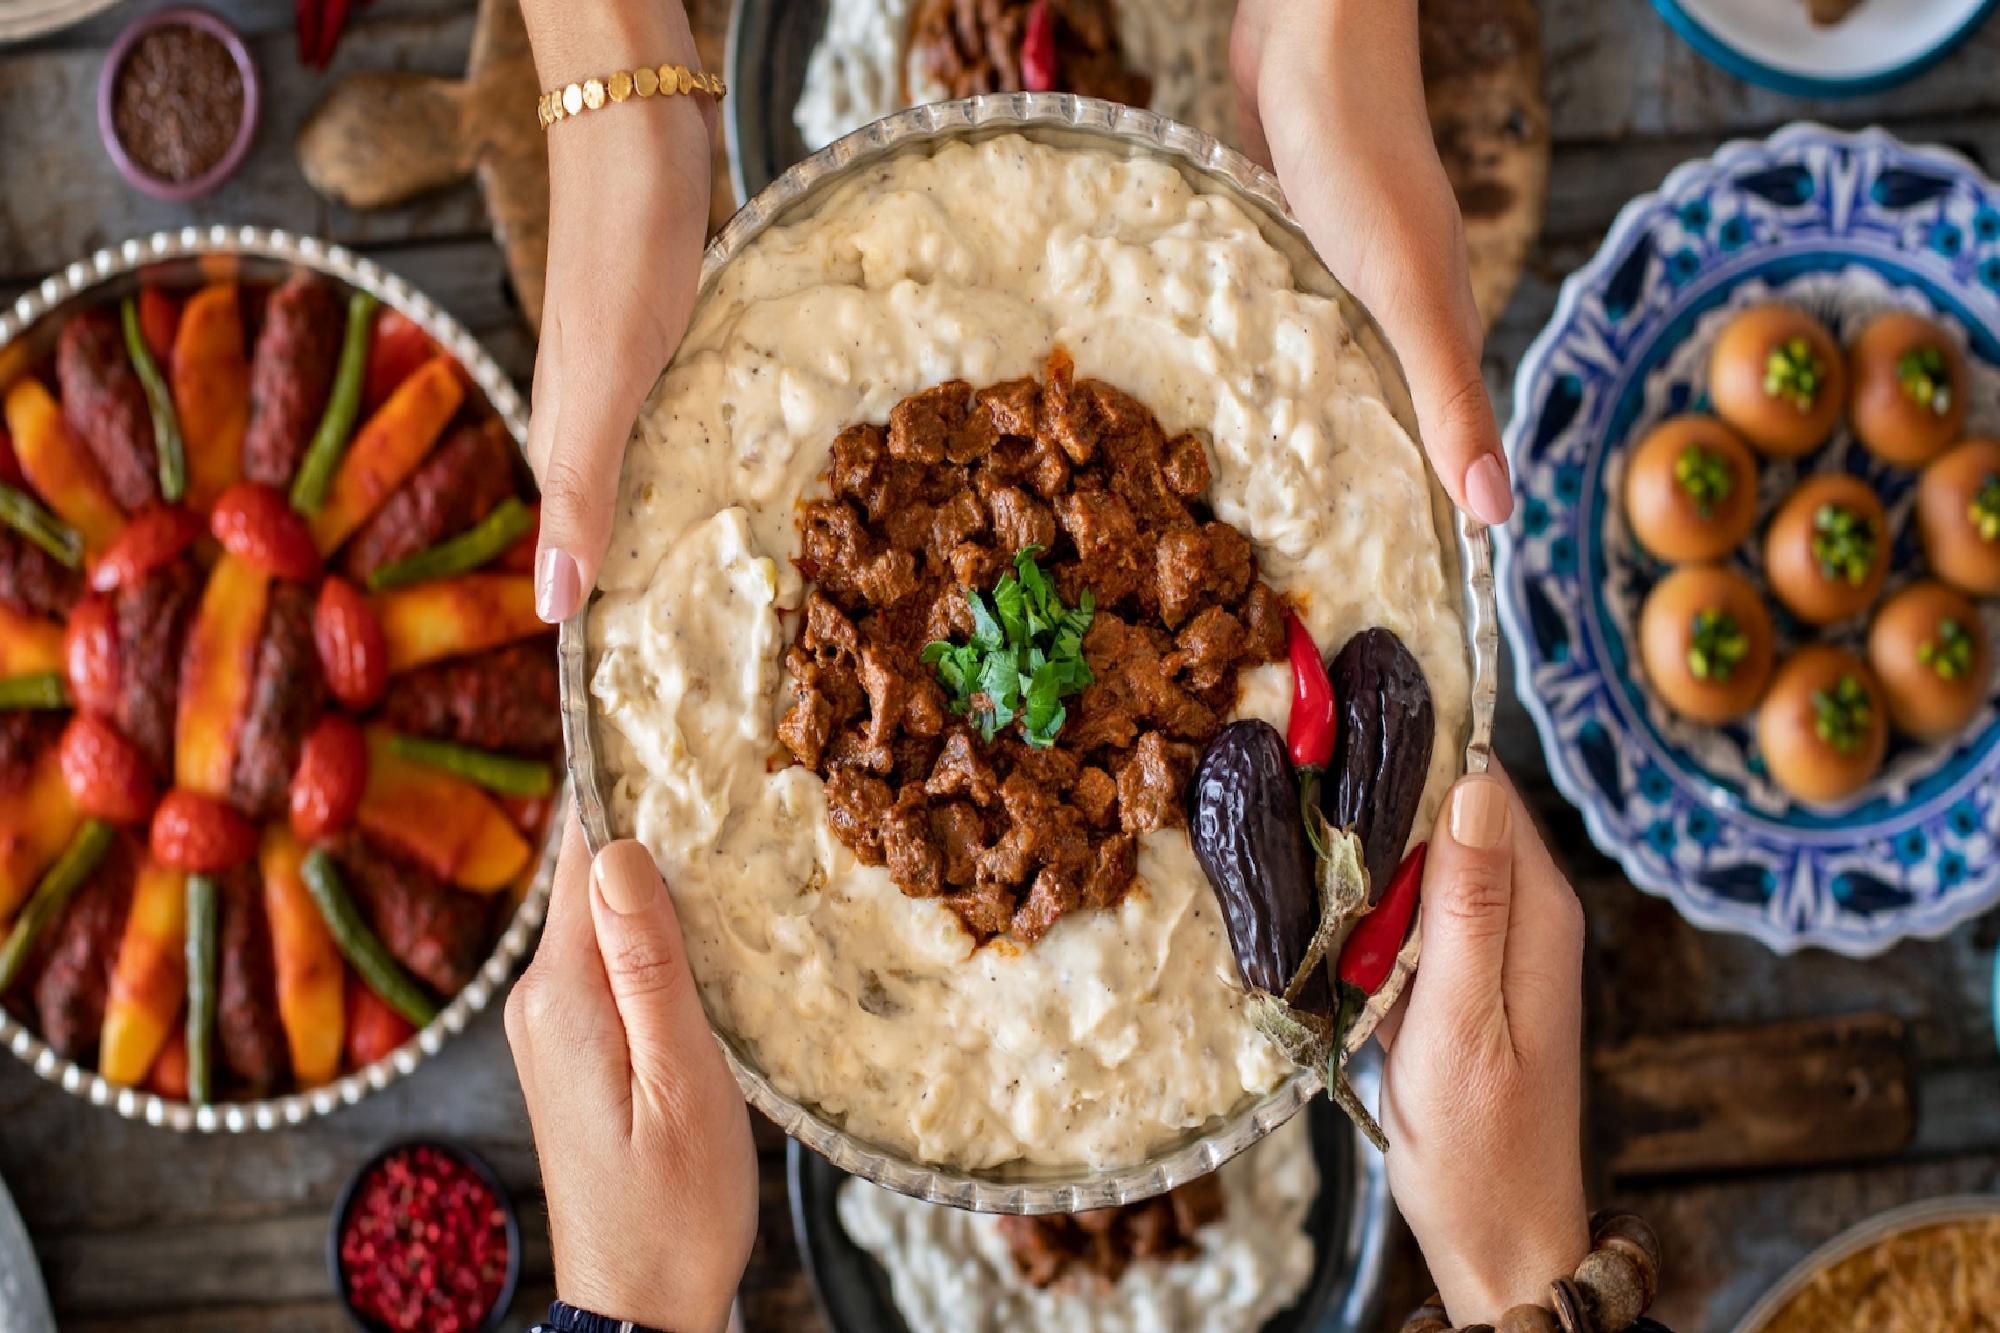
[1407,773,1515,1025]
[587,839,718,1104]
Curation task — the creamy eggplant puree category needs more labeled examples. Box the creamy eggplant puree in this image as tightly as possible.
[588,135,1470,1170]
[838,1113,1319,1333]
[794,0,1237,151]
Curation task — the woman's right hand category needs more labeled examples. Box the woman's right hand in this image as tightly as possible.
[1374,771,1592,1324]
[521,0,716,626]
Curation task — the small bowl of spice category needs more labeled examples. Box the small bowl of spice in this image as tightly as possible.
[97,6,259,201]
[330,1139,521,1333]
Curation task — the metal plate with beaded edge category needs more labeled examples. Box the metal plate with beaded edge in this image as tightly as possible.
[560,94,1498,1215]
[1496,123,2000,957]
[0,225,561,1133]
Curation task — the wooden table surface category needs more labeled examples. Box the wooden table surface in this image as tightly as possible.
[4,2,1999,1330]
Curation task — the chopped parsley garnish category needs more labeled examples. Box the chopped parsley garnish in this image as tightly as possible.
[921,547,1095,748]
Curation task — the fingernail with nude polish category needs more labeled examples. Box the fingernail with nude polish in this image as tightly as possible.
[536,546,581,624]
[1449,775,1510,851]
[594,842,660,916]
[1464,453,1515,527]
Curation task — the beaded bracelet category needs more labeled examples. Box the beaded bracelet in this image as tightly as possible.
[537,64,725,130]
[1400,1212,1663,1333]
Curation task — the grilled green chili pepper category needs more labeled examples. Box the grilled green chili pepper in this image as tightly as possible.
[0,820,115,994]
[300,848,439,1027]
[184,873,219,1106]
[387,731,553,797]
[290,291,379,515]
[120,295,186,503]
[0,482,83,568]
[0,671,70,710]
[365,498,536,591]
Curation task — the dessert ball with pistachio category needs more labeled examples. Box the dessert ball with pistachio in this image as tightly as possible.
[1624,415,1761,564]
[1758,646,1889,804]
[1764,473,1888,625]
[1917,439,2000,596]
[1849,311,1969,466]
[1867,581,1991,743]
[1639,566,1776,723]
[1710,304,1847,458]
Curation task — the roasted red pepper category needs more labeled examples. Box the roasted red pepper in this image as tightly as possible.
[1285,609,1337,770]
[1021,0,1057,91]
[1332,840,1426,1049]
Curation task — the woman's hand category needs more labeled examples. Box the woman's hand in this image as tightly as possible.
[506,821,758,1333]
[1374,772,1591,1324]
[1230,0,1513,527]
[521,0,716,624]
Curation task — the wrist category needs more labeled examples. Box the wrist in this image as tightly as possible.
[1429,1211,1591,1325]
[522,0,700,86]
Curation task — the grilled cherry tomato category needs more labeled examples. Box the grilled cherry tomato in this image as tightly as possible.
[210,482,322,580]
[62,592,120,718]
[315,576,389,710]
[137,287,180,369]
[290,714,368,842]
[150,788,258,873]
[88,505,203,593]
[362,310,435,413]
[58,712,158,823]
[344,972,417,1070]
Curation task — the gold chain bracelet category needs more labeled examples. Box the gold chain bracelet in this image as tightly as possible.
[537,64,725,129]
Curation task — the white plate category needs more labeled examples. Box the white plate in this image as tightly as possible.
[1653,0,1997,95]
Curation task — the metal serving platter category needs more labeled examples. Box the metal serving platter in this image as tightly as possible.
[560,94,1498,1212]
[0,224,562,1132]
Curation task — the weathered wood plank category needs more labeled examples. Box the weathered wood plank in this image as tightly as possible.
[1593,1014,1915,1178]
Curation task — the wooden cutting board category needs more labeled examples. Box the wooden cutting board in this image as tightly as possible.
[298,0,1544,334]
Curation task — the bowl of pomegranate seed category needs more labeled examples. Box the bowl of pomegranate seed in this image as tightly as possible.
[330,1138,521,1333]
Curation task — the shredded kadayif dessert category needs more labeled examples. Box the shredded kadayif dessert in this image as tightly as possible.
[1757,1216,2000,1333]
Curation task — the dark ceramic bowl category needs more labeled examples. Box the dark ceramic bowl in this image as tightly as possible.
[96,5,260,202]
[329,1138,523,1333]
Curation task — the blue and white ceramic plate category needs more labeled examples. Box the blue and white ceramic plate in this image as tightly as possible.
[1651,0,1997,98]
[1498,123,2000,956]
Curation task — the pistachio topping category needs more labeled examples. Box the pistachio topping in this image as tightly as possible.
[1896,345,1954,417]
[1971,475,2000,544]
[1811,674,1874,756]
[1673,444,1734,519]
[1687,608,1749,683]
[1919,618,1976,682]
[1763,336,1828,413]
[1809,503,1879,586]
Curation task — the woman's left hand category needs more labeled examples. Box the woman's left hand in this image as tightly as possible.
[1231,0,1514,528]
[506,820,758,1333]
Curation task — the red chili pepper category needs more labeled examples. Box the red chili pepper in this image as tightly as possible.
[315,0,354,67]
[1021,0,1058,92]
[1284,609,1337,771]
[1332,840,1426,1049]
[295,0,319,63]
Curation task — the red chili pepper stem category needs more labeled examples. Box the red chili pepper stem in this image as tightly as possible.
[1330,840,1427,1052]
[1284,609,1338,771]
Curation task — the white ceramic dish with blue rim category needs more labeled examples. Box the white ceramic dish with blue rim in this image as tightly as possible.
[1498,122,2000,957]
[1650,0,1998,97]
